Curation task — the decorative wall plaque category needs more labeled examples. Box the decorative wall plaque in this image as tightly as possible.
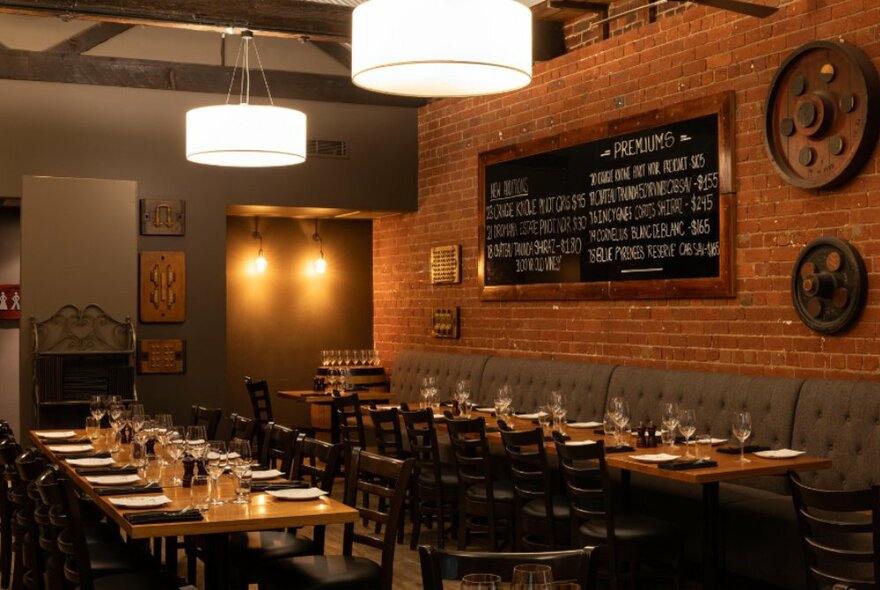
[139,251,186,323]
[138,339,186,374]
[431,307,460,339]
[764,41,880,190]
[0,284,20,319]
[791,237,867,334]
[430,245,462,284]
[140,199,185,235]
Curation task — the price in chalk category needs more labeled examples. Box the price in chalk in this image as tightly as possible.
[696,172,719,191]
[689,218,711,236]
[690,195,714,213]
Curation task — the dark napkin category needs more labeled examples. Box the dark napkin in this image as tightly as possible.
[605,445,635,454]
[95,483,163,496]
[717,445,770,455]
[76,465,138,476]
[659,459,718,471]
[124,509,204,525]
[40,437,92,444]
[61,452,111,460]
[252,481,310,492]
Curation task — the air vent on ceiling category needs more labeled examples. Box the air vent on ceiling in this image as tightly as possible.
[307,139,349,159]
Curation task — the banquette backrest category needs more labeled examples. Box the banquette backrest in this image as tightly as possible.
[476,356,613,422]
[390,350,490,404]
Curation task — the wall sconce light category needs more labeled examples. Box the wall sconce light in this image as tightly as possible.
[312,219,326,274]
[253,217,267,273]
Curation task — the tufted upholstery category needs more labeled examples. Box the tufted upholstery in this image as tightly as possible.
[476,357,614,421]
[792,378,880,490]
[390,350,490,403]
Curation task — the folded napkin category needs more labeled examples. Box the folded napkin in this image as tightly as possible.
[62,451,111,460]
[252,481,310,492]
[605,445,635,454]
[75,466,138,476]
[95,483,163,496]
[124,509,204,525]
[717,445,770,454]
[659,459,718,471]
[41,437,92,444]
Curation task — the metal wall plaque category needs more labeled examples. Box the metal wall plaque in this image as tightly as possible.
[430,245,461,284]
[138,339,186,374]
[139,251,186,323]
[140,199,185,235]
[432,307,460,339]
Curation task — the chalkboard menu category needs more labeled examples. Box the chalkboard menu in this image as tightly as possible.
[479,92,735,300]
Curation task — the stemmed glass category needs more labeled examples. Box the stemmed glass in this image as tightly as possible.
[89,395,106,430]
[166,426,186,485]
[155,414,173,464]
[186,425,208,472]
[228,439,253,504]
[107,401,125,452]
[511,563,553,589]
[453,380,471,416]
[732,411,752,463]
[206,441,228,505]
[495,385,513,419]
[678,409,696,457]
[129,404,145,435]
[609,397,630,448]
[460,574,503,590]
[661,402,680,447]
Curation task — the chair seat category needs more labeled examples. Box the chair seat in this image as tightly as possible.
[229,530,315,562]
[264,555,381,590]
[523,495,571,520]
[579,513,683,546]
[89,539,152,577]
[465,480,515,503]
[93,570,179,590]
[418,464,458,488]
[84,520,122,544]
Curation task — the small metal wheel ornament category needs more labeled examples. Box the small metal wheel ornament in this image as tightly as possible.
[764,41,880,190]
[791,237,867,334]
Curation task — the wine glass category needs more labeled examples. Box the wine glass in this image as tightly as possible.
[732,411,752,463]
[107,402,125,452]
[154,414,173,464]
[321,350,329,366]
[129,404,145,434]
[512,563,553,589]
[205,441,228,505]
[460,574,503,590]
[453,380,471,414]
[678,409,696,457]
[166,426,186,485]
[661,402,680,447]
[228,439,252,505]
[89,395,106,422]
[186,425,208,464]
[611,399,630,448]
[343,349,352,366]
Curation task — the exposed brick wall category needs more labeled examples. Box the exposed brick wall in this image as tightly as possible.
[374,0,880,381]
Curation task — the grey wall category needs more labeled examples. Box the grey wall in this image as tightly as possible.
[225,217,374,428]
[0,206,20,433]
[1,79,416,429]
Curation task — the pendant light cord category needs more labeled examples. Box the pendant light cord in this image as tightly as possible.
[222,31,274,107]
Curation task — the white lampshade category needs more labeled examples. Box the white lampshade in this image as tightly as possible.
[186,104,307,167]
[352,0,532,98]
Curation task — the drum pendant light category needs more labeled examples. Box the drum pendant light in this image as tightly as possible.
[351,0,533,98]
[186,30,307,167]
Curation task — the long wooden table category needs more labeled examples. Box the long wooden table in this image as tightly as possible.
[441,410,832,590]
[30,429,359,590]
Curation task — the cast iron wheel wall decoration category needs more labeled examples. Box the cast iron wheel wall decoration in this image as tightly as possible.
[764,41,880,190]
[791,237,867,334]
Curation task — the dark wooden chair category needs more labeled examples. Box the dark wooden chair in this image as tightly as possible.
[262,449,414,590]
[402,408,457,550]
[418,545,598,590]
[228,436,344,589]
[0,437,21,589]
[225,412,256,444]
[42,470,176,590]
[789,471,880,589]
[553,433,683,589]
[446,416,513,550]
[368,407,407,460]
[333,393,367,452]
[499,425,569,550]
[245,376,274,430]
[189,405,223,440]
[14,450,47,590]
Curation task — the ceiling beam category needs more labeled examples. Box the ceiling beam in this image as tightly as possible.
[0,48,427,107]
[312,41,352,72]
[47,22,133,54]
[0,1,352,42]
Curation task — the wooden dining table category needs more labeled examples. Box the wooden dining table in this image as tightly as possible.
[30,429,359,590]
[432,408,832,590]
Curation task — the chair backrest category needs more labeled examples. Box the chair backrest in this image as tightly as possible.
[418,545,597,590]
[15,449,46,588]
[33,465,63,589]
[789,472,880,589]
[446,416,496,497]
[244,376,274,424]
[259,422,298,475]
[190,405,223,440]
[499,426,557,546]
[368,407,406,459]
[39,469,95,590]
[401,408,444,492]
[342,448,414,590]
[226,412,256,444]
[290,435,344,554]
[333,393,367,451]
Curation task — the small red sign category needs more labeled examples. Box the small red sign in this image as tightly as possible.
[0,285,20,320]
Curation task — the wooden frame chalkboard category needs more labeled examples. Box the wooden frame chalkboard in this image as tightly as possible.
[479,91,735,301]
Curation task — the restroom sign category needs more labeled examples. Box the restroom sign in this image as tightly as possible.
[0,284,20,319]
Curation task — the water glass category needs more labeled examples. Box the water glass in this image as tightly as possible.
[233,469,252,504]
[660,428,676,448]
[206,441,227,505]
[460,574,503,590]
[85,417,100,441]
[191,475,210,512]
[695,434,712,461]
[512,563,553,589]
[138,453,162,485]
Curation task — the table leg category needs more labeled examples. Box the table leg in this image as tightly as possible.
[619,469,631,512]
[702,482,721,590]
[203,533,230,590]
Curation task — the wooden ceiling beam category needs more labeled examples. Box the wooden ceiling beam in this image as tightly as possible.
[0,48,426,107]
[47,22,133,54]
[0,1,353,42]
[312,41,352,72]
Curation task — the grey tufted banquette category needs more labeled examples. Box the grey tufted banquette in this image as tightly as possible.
[390,350,880,589]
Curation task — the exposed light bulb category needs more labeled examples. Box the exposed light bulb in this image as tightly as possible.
[254,252,267,273]
[313,256,327,274]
